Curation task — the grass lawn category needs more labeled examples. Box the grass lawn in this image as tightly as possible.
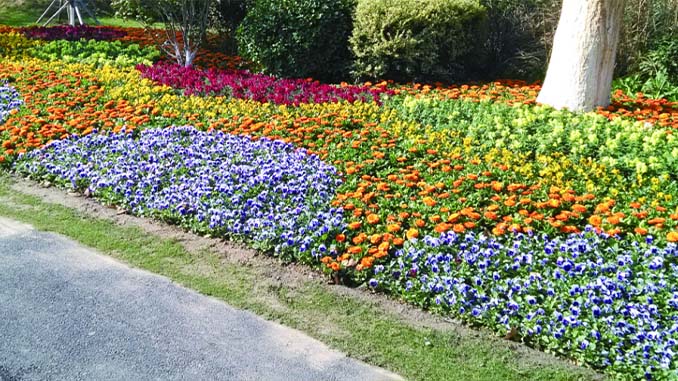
[0,1,148,27]
[0,175,604,381]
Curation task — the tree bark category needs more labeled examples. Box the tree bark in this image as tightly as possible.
[536,0,625,112]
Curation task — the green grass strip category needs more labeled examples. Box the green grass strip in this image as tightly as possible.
[0,176,603,381]
[0,3,150,28]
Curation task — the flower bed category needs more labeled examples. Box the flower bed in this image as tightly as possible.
[21,25,126,41]
[4,24,678,379]
[373,229,678,378]
[137,62,391,105]
[15,126,345,263]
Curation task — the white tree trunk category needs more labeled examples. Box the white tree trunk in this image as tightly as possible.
[537,0,625,112]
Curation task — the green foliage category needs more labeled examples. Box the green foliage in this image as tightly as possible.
[236,0,355,81]
[478,0,557,80]
[617,0,678,77]
[350,0,487,83]
[614,37,678,101]
[388,95,678,181]
[212,0,250,33]
[28,39,160,68]
[209,0,251,53]
[110,0,157,23]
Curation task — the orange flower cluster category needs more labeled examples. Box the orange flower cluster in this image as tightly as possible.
[2,27,678,274]
[0,64,155,161]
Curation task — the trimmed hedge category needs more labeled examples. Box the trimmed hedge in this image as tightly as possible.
[350,0,487,82]
[236,0,355,81]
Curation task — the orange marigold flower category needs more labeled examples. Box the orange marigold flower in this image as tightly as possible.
[392,237,404,246]
[387,224,401,232]
[572,204,587,213]
[348,221,362,230]
[415,219,426,228]
[547,199,561,208]
[360,256,374,268]
[447,213,460,222]
[347,246,363,254]
[484,211,498,220]
[434,223,450,233]
[378,241,390,252]
[335,234,346,242]
[352,233,366,245]
[374,251,389,259]
[668,232,678,242]
[423,196,437,207]
[453,224,465,233]
[607,215,621,225]
[648,217,666,225]
[588,215,603,227]
[406,228,419,240]
[366,213,380,224]
[369,234,382,244]
[634,227,648,235]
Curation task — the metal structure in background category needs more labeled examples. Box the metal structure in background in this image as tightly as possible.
[36,0,99,26]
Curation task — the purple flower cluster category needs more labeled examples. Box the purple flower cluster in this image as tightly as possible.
[372,229,678,379]
[136,62,393,105]
[21,25,126,41]
[0,82,22,124]
[15,126,346,263]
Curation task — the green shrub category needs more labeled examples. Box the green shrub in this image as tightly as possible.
[478,0,558,80]
[350,0,487,83]
[617,0,678,77]
[210,0,251,53]
[614,36,678,101]
[236,0,355,81]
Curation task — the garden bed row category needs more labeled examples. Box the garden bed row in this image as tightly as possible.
[2,25,678,379]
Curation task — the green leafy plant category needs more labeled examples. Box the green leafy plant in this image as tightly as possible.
[614,37,678,101]
[350,0,487,83]
[236,0,355,81]
[210,0,251,53]
[477,0,558,80]
[28,39,160,67]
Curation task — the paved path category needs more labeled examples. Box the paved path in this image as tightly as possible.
[0,217,402,381]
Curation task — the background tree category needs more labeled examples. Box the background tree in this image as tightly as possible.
[537,0,625,111]
[111,0,211,67]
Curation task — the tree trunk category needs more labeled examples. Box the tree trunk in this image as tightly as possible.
[536,0,625,112]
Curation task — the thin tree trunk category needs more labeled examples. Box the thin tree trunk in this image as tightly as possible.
[537,0,625,112]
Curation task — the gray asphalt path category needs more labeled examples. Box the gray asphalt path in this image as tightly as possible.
[0,217,402,381]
